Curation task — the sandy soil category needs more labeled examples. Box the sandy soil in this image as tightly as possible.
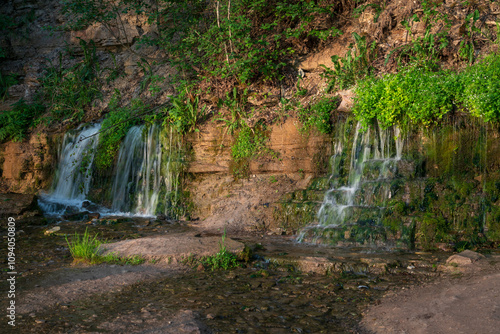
[360,254,500,334]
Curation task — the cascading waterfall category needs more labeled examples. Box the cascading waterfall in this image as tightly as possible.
[298,121,403,246]
[111,124,182,216]
[39,123,101,215]
[40,123,183,218]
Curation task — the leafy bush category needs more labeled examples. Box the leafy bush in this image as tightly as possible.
[167,88,206,134]
[0,99,45,142]
[298,97,338,134]
[354,67,458,129]
[231,124,268,162]
[354,52,500,129]
[201,232,240,271]
[459,53,500,122]
[62,0,343,85]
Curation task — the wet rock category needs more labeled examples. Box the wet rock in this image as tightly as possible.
[101,234,245,263]
[63,206,81,215]
[0,193,41,219]
[44,226,60,235]
[446,250,485,266]
[156,214,167,221]
[81,201,101,212]
[62,211,90,221]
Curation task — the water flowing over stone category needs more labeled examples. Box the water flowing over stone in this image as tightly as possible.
[39,123,101,215]
[39,123,183,218]
[298,122,404,246]
[111,124,183,216]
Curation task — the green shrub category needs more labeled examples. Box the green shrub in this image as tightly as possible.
[459,53,500,122]
[298,97,338,134]
[231,124,268,161]
[0,99,45,142]
[94,92,143,170]
[65,228,145,264]
[167,89,206,134]
[62,0,342,85]
[353,53,500,129]
[201,231,240,271]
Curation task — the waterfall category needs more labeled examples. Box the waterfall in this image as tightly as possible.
[298,122,404,246]
[39,123,101,215]
[111,124,182,216]
[40,123,183,218]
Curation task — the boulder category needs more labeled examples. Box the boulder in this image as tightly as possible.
[446,250,485,266]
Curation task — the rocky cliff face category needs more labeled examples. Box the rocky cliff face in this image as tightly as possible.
[2,0,500,249]
[0,132,57,193]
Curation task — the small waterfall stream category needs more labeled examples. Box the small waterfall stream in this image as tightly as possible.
[40,123,182,218]
[39,123,101,215]
[111,124,182,216]
[298,122,404,246]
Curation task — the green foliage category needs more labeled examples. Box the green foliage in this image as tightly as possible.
[65,228,145,264]
[354,53,500,129]
[167,88,206,134]
[201,231,240,271]
[41,39,101,122]
[385,0,451,71]
[0,99,45,142]
[65,227,102,262]
[320,32,377,92]
[458,10,480,65]
[231,124,268,162]
[459,53,500,123]
[94,91,143,170]
[298,97,338,134]
[354,68,457,129]
[62,0,342,85]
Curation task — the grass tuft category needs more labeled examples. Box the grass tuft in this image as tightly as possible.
[65,228,145,265]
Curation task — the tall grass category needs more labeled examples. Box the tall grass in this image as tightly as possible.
[65,228,145,265]
[65,227,102,263]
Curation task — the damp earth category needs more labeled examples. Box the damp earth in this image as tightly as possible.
[0,216,457,334]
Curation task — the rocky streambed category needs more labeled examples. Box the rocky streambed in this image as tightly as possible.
[1,211,499,333]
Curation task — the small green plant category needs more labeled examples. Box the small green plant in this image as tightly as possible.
[321,32,377,92]
[168,88,206,134]
[65,228,102,263]
[201,231,240,271]
[385,1,451,71]
[458,10,480,65]
[65,228,145,264]
[298,97,338,134]
[0,99,45,143]
[41,39,102,123]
